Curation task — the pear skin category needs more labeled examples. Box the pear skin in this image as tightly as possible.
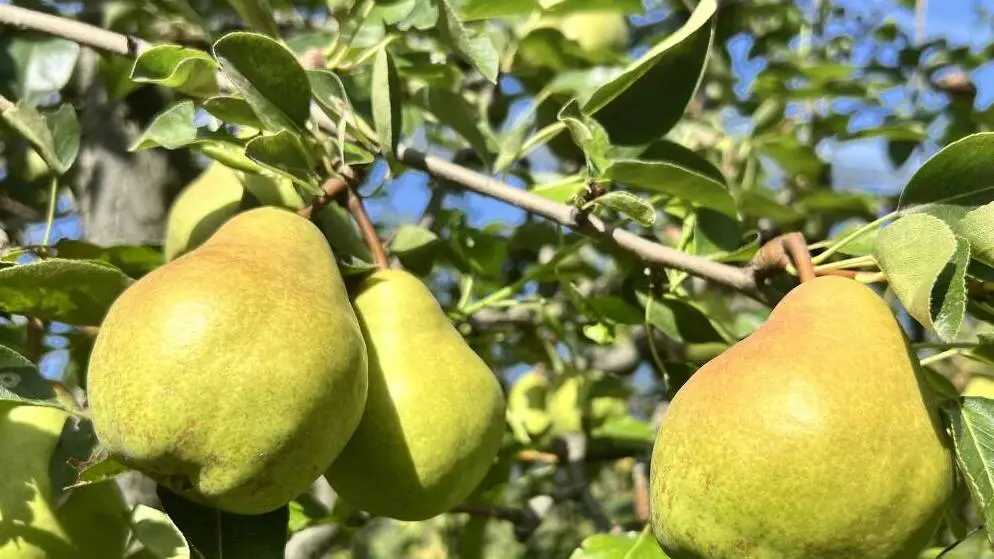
[325,269,506,521]
[649,276,954,559]
[0,404,131,559]
[88,207,369,515]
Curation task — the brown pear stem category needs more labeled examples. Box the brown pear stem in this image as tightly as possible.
[752,232,816,283]
[298,177,349,220]
[632,460,650,523]
[346,187,389,269]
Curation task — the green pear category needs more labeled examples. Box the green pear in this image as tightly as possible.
[649,276,954,559]
[163,162,298,261]
[507,370,552,441]
[88,206,369,515]
[325,268,506,521]
[0,404,131,559]
[963,375,994,398]
[165,162,371,264]
[558,10,630,53]
[549,370,629,435]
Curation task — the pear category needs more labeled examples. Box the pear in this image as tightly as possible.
[558,10,630,53]
[325,268,506,521]
[649,276,954,559]
[88,206,369,515]
[165,162,371,264]
[963,375,994,398]
[0,404,131,559]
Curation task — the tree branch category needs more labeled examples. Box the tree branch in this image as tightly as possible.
[0,4,150,56]
[0,4,775,302]
[345,187,389,268]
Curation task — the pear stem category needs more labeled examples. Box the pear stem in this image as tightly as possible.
[752,232,816,283]
[345,186,389,268]
[298,176,349,220]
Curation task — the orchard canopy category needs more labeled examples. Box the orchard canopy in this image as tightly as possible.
[3,1,994,558]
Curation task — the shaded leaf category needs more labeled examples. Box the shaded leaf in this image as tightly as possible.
[203,96,265,130]
[158,487,288,559]
[131,504,192,559]
[426,87,495,164]
[2,101,79,174]
[0,344,58,406]
[53,239,163,279]
[0,36,79,102]
[244,131,319,189]
[582,0,716,145]
[0,259,133,326]
[942,397,994,547]
[559,99,610,173]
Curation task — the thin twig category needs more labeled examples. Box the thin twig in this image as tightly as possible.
[297,177,349,220]
[346,187,388,268]
[0,4,150,56]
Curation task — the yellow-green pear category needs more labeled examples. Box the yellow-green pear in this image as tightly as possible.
[163,162,298,261]
[558,10,630,53]
[325,268,506,521]
[963,375,994,398]
[507,370,552,440]
[88,206,369,515]
[649,276,954,559]
[0,404,131,559]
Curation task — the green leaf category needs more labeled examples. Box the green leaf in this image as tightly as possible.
[131,504,192,559]
[586,191,656,227]
[530,174,586,204]
[590,415,656,445]
[372,48,403,154]
[131,45,219,97]
[390,225,439,254]
[583,322,616,345]
[942,397,994,547]
[131,101,201,151]
[571,528,669,558]
[2,101,80,174]
[67,446,133,488]
[559,99,610,173]
[426,88,495,164]
[225,0,281,38]
[0,344,58,406]
[0,36,80,103]
[244,131,318,189]
[955,202,994,268]
[582,0,716,145]
[639,293,726,344]
[900,133,994,216]
[0,259,132,326]
[307,70,378,149]
[212,32,311,134]
[691,210,748,261]
[605,160,736,217]
[873,214,970,342]
[52,240,163,279]
[203,96,266,130]
[434,0,500,84]
[157,488,288,559]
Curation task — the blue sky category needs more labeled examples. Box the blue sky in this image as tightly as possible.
[24,0,994,378]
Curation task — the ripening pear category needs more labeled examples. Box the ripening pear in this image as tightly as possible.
[559,10,630,53]
[0,404,131,559]
[325,268,506,521]
[649,276,955,559]
[164,162,299,261]
[963,375,994,398]
[88,206,369,515]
